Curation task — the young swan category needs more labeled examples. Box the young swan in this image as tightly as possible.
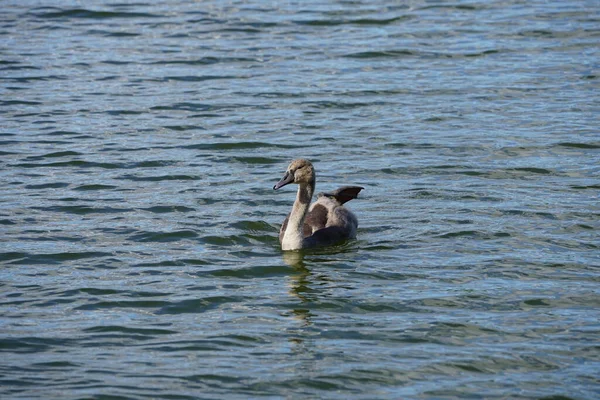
[273,159,363,251]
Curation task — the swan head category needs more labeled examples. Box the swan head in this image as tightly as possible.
[273,159,315,190]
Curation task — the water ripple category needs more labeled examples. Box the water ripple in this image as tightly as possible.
[1,0,598,398]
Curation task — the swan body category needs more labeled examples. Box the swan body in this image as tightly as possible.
[273,159,363,250]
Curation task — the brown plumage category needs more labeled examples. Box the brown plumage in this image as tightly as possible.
[273,159,363,250]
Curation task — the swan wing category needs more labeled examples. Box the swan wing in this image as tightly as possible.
[317,186,364,205]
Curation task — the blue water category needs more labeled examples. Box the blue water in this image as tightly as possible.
[1,1,599,399]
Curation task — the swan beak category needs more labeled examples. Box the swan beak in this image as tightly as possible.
[273,171,294,190]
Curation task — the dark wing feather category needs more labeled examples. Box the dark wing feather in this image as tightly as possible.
[318,186,364,205]
[304,203,328,233]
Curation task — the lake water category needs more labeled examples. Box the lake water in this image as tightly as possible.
[1,1,599,399]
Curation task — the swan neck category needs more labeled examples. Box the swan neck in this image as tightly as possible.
[296,180,314,206]
[282,181,314,250]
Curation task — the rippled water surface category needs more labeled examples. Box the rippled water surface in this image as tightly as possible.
[1,1,599,399]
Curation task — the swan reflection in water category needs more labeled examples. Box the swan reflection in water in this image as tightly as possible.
[282,251,314,327]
